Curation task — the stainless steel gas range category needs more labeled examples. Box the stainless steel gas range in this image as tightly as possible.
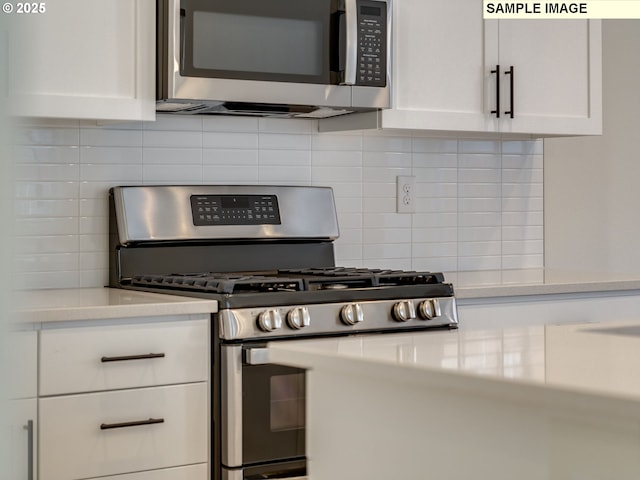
[109,185,458,480]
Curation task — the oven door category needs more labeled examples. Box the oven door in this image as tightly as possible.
[221,344,306,479]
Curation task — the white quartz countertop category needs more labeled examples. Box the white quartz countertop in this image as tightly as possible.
[15,287,218,323]
[268,320,640,418]
[448,269,640,299]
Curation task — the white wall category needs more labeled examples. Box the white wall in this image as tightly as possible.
[12,116,543,290]
[544,20,640,273]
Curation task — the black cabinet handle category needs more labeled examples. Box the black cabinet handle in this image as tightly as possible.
[491,65,501,118]
[100,417,165,430]
[505,66,514,118]
[23,420,33,480]
[101,352,165,363]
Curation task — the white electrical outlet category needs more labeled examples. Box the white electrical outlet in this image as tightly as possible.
[396,175,415,213]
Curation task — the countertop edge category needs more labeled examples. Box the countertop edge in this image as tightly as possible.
[268,342,640,420]
[14,288,218,324]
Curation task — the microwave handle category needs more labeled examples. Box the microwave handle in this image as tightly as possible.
[343,0,358,85]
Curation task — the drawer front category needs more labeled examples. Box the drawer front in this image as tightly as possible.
[40,318,208,395]
[92,463,207,480]
[39,383,208,480]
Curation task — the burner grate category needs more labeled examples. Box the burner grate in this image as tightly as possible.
[280,267,444,289]
[130,273,304,294]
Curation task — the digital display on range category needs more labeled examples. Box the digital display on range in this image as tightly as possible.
[190,194,281,226]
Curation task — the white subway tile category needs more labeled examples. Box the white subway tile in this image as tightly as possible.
[143,164,204,183]
[203,132,259,149]
[312,133,363,151]
[15,163,79,182]
[502,211,544,226]
[363,213,411,229]
[203,149,258,166]
[411,227,457,243]
[502,197,543,212]
[313,166,362,183]
[502,226,544,241]
[79,234,108,253]
[15,181,78,199]
[15,199,78,218]
[79,198,108,217]
[143,130,202,148]
[363,166,411,183]
[458,183,501,198]
[79,216,108,235]
[362,244,411,259]
[501,140,543,155]
[322,182,362,199]
[364,228,412,244]
[203,165,259,184]
[458,256,502,271]
[412,213,457,228]
[414,167,457,184]
[459,212,501,227]
[459,197,501,213]
[259,133,311,150]
[502,154,543,169]
[15,235,79,254]
[362,258,413,270]
[15,217,77,236]
[79,269,109,288]
[259,149,311,166]
[15,271,80,290]
[363,182,394,198]
[143,147,202,165]
[312,150,362,167]
[412,138,458,154]
[80,146,143,165]
[458,241,501,257]
[502,183,543,197]
[363,135,412,153]
[363,151,412,168]
[16,253,79,272]
[459,140,501,154]
[502,168,543,183]
[412,242,457,257]
[79,252,108,270]
[14,127,80,146]
[80,163,143,182]
[79,181,138,200]
[363,197,395,214]
[458,226,501,242]
[80,128,142,147]
[258,165,311,184]
[458,168,501,184]
[203,116,259,133]
[502,254,544,270]
[14,145,79,164]
[502,240,544,256]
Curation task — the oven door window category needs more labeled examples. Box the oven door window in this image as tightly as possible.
[180,0,340,84]
[242,363,306,464]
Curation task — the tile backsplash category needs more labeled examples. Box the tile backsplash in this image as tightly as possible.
[12,115,543,290]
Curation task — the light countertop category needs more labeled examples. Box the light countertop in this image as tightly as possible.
[268,320,640,418]
[447,269,640,299]
[15,287,218,323]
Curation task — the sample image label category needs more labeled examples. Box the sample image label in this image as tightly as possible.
[483,1,640,18]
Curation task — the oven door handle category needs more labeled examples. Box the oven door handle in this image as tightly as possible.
[244,347,271,365]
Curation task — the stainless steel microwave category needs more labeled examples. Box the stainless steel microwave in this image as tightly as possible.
[156,0,392,118]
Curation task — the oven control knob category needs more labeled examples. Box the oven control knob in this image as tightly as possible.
[257,310,283,332]
[392,300,416,322]
[287,307,311,329]
[340,303,364,326]
[418,299,442,320]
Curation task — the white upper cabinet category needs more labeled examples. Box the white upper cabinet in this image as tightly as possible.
[8,0,155,121]
[488,19,602,136]
[323,0,602,137]
[381,0,497,133]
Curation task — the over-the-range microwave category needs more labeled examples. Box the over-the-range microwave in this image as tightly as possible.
[156,0,392,118]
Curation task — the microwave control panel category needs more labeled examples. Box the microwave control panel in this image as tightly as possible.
[190,195,281,226]
[356,0,387,87]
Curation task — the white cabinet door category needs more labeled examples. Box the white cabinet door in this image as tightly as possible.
[39,383,208,480]
[380,0,497,132]
[40,319,209,395]
[5,398,37,480]
[493,19,602,136]
[9,0,155,121]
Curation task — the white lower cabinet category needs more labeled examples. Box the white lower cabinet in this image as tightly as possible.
[38,316,210,480]
[6,398,37,480]
[39,383,208,480]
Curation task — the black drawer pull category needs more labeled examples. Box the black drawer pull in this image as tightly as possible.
[100,417,165,430]
[101,352,165,363]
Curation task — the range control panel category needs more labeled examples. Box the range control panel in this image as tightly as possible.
[356,0,387,87]
[190,194,281,226]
